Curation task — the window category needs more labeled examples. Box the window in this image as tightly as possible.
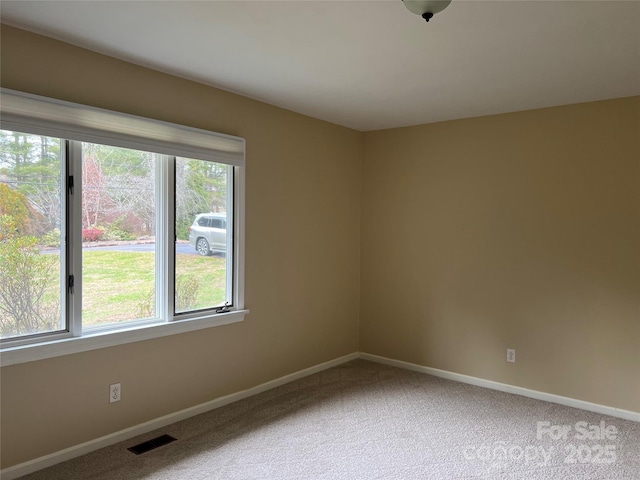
[80,143,159,327]
[0,132,64,338]
[176,160,233,314]
[0,89,246,365]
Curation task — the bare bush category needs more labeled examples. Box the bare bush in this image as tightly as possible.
[0,215,60,338]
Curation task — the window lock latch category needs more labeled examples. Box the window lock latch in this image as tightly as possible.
[215,302,231,314]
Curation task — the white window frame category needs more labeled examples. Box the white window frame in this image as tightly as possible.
[0,89,248,366]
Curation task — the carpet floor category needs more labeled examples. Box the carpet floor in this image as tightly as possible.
[19,359,640,479]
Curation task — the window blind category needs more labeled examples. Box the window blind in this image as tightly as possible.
[0,88,245,166]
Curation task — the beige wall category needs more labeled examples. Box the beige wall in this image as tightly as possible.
[361,97,640,412]
[0,26,362,468]
[2,23,639,472]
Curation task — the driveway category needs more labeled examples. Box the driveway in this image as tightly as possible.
[42,242,201,256]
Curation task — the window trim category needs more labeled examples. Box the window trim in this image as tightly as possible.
[0,90,248,365]
[0,310,248,366]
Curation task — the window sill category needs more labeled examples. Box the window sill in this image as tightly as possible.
[0,310,249,367]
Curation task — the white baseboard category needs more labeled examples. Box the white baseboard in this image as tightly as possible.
[359,352,640,423]
[3,350,638,479]
[0,352,359,480]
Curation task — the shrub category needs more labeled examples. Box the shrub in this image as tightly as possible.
[176,221,191,242]
[176,275,200,311]
[41,228,61,247]
[136,287,155,319]
[136,274,200,317]
[82,228,104,242]
[102,224,135,241]
[0,183,31,235]
[0,215,60,337]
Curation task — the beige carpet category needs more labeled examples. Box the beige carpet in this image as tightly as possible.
[19,360,640,479]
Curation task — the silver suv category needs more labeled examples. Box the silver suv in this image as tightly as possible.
[189,212,227,256]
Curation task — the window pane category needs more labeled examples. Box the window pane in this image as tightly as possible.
[81,143,157,326]
[175,158,231,313]
[0,130,64,339]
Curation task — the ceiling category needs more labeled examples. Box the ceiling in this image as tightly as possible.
[1,1,639,131]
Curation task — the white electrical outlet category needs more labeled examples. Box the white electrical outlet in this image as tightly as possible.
[109,383,121,403]
[507,349,516,363]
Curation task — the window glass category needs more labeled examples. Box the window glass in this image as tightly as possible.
[81,142,157,326]
[0,130,64,339]
[211,219,223,229]
[175,157,230,313]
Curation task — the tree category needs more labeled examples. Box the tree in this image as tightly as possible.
[82,143,155,235]
[2,131,230,243]
[81,153,110,228]
[0,130,61,232]
[175,159,209,239]
[0,215,59,338]
[175,159,228,240]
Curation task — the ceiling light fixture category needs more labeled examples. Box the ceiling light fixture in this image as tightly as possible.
[403,0,452,22]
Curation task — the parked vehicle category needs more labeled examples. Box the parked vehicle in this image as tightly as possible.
[189,212,227,255]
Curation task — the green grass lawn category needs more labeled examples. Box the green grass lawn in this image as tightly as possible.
[81,250,226,325]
